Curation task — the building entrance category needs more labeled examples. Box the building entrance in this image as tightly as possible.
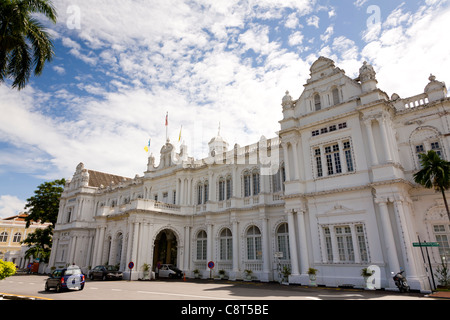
[153,229,178,269]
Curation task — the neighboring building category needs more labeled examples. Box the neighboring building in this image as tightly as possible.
[48,57,450,291]
[0,213,52,268]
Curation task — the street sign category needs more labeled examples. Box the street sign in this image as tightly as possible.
[207,261,215,269]
[412,242,439,247]
[128,261,135,269]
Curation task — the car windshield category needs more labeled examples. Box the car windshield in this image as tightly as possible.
[65,267,82,275]
[168,265,179,271]
[106,265,119,271]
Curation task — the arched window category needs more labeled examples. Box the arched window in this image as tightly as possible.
[314,93,321,111]
[332,87,340,105]
[0,232,8,242]
[226,176,232,200]
[252,169,260,195]
[219,228,232,261]
[197,180,209,204]
[243,170,251,197]
[218,177,225,201]
[246,226,262,260]
[203,181,209,203]
[197,183,203,205]
[272,163,286,192]
[276,223,290,260]
[196,230,207,260]
[13,232,21,243]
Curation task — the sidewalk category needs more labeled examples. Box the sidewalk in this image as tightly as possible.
[426,290,450,299]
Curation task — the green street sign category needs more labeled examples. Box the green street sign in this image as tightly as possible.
[412,242,439,247]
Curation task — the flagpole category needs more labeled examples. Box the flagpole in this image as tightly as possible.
[165,111,168,143]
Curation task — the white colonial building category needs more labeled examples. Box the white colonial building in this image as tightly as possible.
[48,57,450,292]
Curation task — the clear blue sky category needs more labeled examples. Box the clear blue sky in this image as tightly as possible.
[1,0,449,218]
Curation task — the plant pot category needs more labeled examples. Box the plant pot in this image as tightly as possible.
[308,274,317,287]
[363,276,375,290]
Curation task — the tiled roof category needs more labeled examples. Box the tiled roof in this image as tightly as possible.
[87,169,131,188]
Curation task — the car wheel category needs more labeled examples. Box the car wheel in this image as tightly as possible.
[45,283,50,292]
[80,284,84,291]
[56,283,62,293]
[90,274,94,280]
[102,274,106,281]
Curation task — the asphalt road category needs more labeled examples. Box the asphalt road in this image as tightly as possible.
[0,274,434,301]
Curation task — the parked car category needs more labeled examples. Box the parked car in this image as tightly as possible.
[158,264,183,279]
[89,265,123,280]
[45,265,85,292]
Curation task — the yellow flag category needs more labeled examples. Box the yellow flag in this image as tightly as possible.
[178,125,182,142]
[144,146,148,152]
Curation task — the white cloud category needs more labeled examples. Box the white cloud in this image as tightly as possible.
[320,25,334,43]
[0,195,26,219]
[288,31,304,46]
[53,65,66,75]
[306,15,320,28]
[361,2,450,97]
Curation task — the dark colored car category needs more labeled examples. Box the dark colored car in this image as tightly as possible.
[89,265,123,280]
[45,265,85,292]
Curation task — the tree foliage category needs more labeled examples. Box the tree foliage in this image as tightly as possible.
[0,0,57,89]
[0,260,16,280]
[22,178,65,263]
[413,150,450,221]
[24,178,65,229]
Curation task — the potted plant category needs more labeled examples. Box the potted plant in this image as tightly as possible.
[142,263,150,280]
[244,269,253,281]
[281,266,291,284]
[307,267,318,287]
[218,269,226,280]
[361,267,375,290]
[193,268,200,279]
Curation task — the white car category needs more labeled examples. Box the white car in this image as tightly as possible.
[158,264,183,278]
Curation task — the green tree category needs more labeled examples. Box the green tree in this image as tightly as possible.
[21,178,65,263]
[24,178,65,229]
[413,150,450,221]
[0,260,16,280]
[0,0,57,90]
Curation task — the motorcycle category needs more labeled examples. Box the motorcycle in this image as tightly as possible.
[392,270,410,292]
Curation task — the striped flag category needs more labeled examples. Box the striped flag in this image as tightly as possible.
[165,112,168,126]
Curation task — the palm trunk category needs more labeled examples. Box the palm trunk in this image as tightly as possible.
[440,187,450,221]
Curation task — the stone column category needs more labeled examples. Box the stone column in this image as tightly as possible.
[287,210,300,276]
[296,210,309,275]
[292,141,300,180]
[363,119,378,166]
[376,198,400,274]
[232,217,239,273]
[281,143,291,181]
[377,116,393,162]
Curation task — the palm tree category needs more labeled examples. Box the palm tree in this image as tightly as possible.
[0,0,57,90]
[413,150,450,221]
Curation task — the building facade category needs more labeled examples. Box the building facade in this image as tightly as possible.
[0,213,51,268]
[49,57,450,291]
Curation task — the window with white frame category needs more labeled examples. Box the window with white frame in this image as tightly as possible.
[433,224,450,259]
[196,230,207,260]
[0,231,8,242]
[218,177,226,201]
[219,228,233,261]
[243,169,260,197]
[272,163,286,192]
[336,226,354,262]
[313,139,354,178]
[246,226,262,260]
[276,223,290,260]
[13,232,21,243]
[322,224,369,263]
[226,176,232,200]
